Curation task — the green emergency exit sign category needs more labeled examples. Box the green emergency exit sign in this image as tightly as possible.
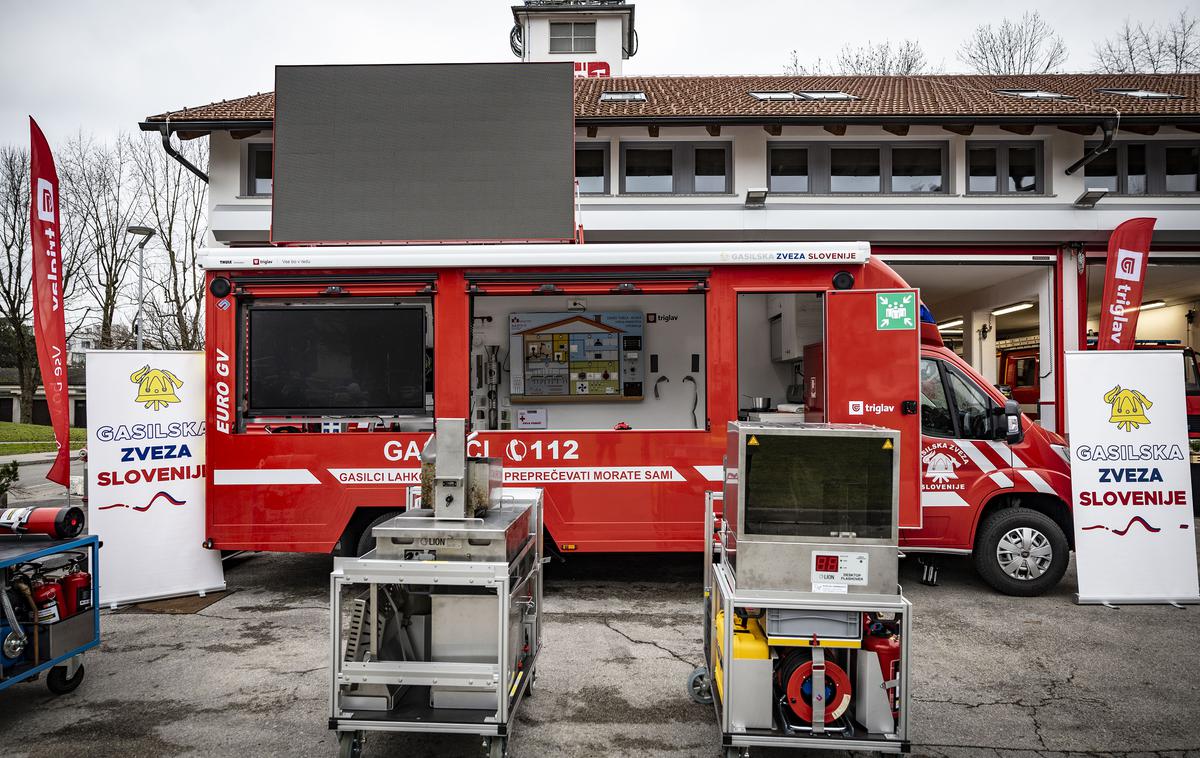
[876,293,916,330]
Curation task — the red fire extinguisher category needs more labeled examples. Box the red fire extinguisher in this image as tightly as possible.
[31,575,62,625]
[59,559,92,618]
[0,506,86,539]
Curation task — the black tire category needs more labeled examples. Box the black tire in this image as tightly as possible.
[46,663,84,695]
[337,732,363,758]
[355,511,402,557]
[974,508,1069,597]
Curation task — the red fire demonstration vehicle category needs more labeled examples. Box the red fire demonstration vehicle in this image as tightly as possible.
[201,241,1072,596]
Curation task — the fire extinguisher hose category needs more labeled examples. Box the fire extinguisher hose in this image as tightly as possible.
[0,583,25,645]
[10,575,38,664]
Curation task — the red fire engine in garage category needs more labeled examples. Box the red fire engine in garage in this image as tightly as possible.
[201,241,1073,596]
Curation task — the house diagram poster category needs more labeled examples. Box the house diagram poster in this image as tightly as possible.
[509,311,644,401]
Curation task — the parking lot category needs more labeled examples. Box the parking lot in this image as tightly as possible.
[1,535,1198,758]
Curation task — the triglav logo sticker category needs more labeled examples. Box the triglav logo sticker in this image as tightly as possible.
[130,365,184,411]
[1104,385,1152,432]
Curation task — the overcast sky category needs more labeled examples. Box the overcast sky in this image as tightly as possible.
[0,0,1192,147]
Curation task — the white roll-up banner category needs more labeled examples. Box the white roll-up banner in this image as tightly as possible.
[86,351,225,606]
[1065,350,1199,605]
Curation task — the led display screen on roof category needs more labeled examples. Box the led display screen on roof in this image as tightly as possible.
[272,63,576,244]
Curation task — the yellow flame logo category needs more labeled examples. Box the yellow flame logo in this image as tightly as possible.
[1103,385,1152,432]
[130,365,184,411]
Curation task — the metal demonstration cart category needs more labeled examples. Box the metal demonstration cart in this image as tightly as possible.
[0,534,100,695]
[329,491,543,758]
[690,422,912,756]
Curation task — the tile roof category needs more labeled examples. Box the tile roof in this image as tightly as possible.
[143,73,1200,127]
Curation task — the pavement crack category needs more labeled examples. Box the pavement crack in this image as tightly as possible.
[601,618,699,668]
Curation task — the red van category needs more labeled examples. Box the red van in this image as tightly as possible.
[201,242,1073,596]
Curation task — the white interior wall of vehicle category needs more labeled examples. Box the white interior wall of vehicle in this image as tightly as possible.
[469,293,706,430]
[890,263,1057,430]
[736,294,822,410]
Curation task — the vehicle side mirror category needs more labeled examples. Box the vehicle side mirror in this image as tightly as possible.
[1002,399,1023,444]
[995,384,1012,398]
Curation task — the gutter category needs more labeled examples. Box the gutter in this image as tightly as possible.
[152,122,209,183]
[1064,119,1117,176]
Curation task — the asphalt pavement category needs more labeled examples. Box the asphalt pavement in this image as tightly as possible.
[0,532,1198,758]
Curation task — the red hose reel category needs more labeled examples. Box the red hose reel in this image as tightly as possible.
[778,650,853,724]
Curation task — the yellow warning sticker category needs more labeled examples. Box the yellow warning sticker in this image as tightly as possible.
[882,439,894,450]
[748,435,760,446]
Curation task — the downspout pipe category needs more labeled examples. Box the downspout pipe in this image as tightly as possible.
[1064,119,1117,176]
[159,123,208,183]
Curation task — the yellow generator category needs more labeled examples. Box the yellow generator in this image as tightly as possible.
[687,422,912,757]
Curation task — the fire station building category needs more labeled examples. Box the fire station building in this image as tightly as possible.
[139,1,1200,434]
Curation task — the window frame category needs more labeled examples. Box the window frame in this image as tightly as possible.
[618,141,734,195]
[548,21,596,54]
[245,143,273,198]
[766,141,949,195]
[575,142,610,195]
[1085,140,1200,195]
[965,141,1046,196]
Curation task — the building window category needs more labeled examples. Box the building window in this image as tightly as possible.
[1095,88,1183,100]
[1165,145,1199,193]
[769,142,947,195]
[891,146,944,192]
[619,142,732,194]
[549,21,596,53]
[830,147,881,192]
[247,144,272,196]
[1083,141,1199,194]
[693,147,728,192]
[575,145,609,194]
[995,89,1074,100]
[769,147,808,192]
[966,143,1044,195]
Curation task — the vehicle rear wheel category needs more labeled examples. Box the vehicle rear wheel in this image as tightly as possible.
[355,511,402,557]
[974,508,1069,597]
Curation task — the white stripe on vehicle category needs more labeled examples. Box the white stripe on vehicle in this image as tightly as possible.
[921,490,970,507]
[953,440,997,473]
[693,465,724,482]
[213,469,321,485]
[1017,469,1056,494]
[989,471,1014,488]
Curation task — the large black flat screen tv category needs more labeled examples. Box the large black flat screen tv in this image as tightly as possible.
[271,62,576,243]
[248,306,426,416]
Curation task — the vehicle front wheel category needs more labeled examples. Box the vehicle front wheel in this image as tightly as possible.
[355,511,402,557]
[974,507,1069,597]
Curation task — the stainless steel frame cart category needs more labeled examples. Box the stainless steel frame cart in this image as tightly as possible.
[0,534,100,696]
[690,422,913,756]
[329,488,543,758]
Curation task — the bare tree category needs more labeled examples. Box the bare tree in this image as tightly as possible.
[958,12,1068,75]
[129,134,208,350]
[837,40,929,75]
[787,40,929,76]
[1094,10,1200,73]
[60,134,145,349]
[0,145,89,422]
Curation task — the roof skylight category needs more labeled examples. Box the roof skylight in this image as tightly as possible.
[1095,88,1183,100]
[750,91,804,101]
[795,90,858,101]
[599,91,646,102]
[995,89,1075,100]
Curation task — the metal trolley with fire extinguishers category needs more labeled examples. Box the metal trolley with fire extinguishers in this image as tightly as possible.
[0,506,99,696]
[329,419,543,758]
[688,422,912,756]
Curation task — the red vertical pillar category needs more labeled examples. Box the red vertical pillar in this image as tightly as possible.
[435,269,470,418]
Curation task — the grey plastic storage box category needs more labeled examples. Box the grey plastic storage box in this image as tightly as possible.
[765,608,862,642]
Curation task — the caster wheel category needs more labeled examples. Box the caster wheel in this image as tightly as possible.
[486,736,508,758]
[47,663,85,695]
[687,665,713,705]
[338,731,363,758]
[525,669,535,698]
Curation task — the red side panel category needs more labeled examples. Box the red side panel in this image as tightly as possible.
[824,289,922,528]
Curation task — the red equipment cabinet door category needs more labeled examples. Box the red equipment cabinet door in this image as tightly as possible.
[824,289,922,528]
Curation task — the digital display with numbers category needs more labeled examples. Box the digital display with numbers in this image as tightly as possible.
[814,554,840,573]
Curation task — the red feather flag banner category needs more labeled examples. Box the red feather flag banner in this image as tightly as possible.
[1096,217,1157,351]
[28,117,71,485]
